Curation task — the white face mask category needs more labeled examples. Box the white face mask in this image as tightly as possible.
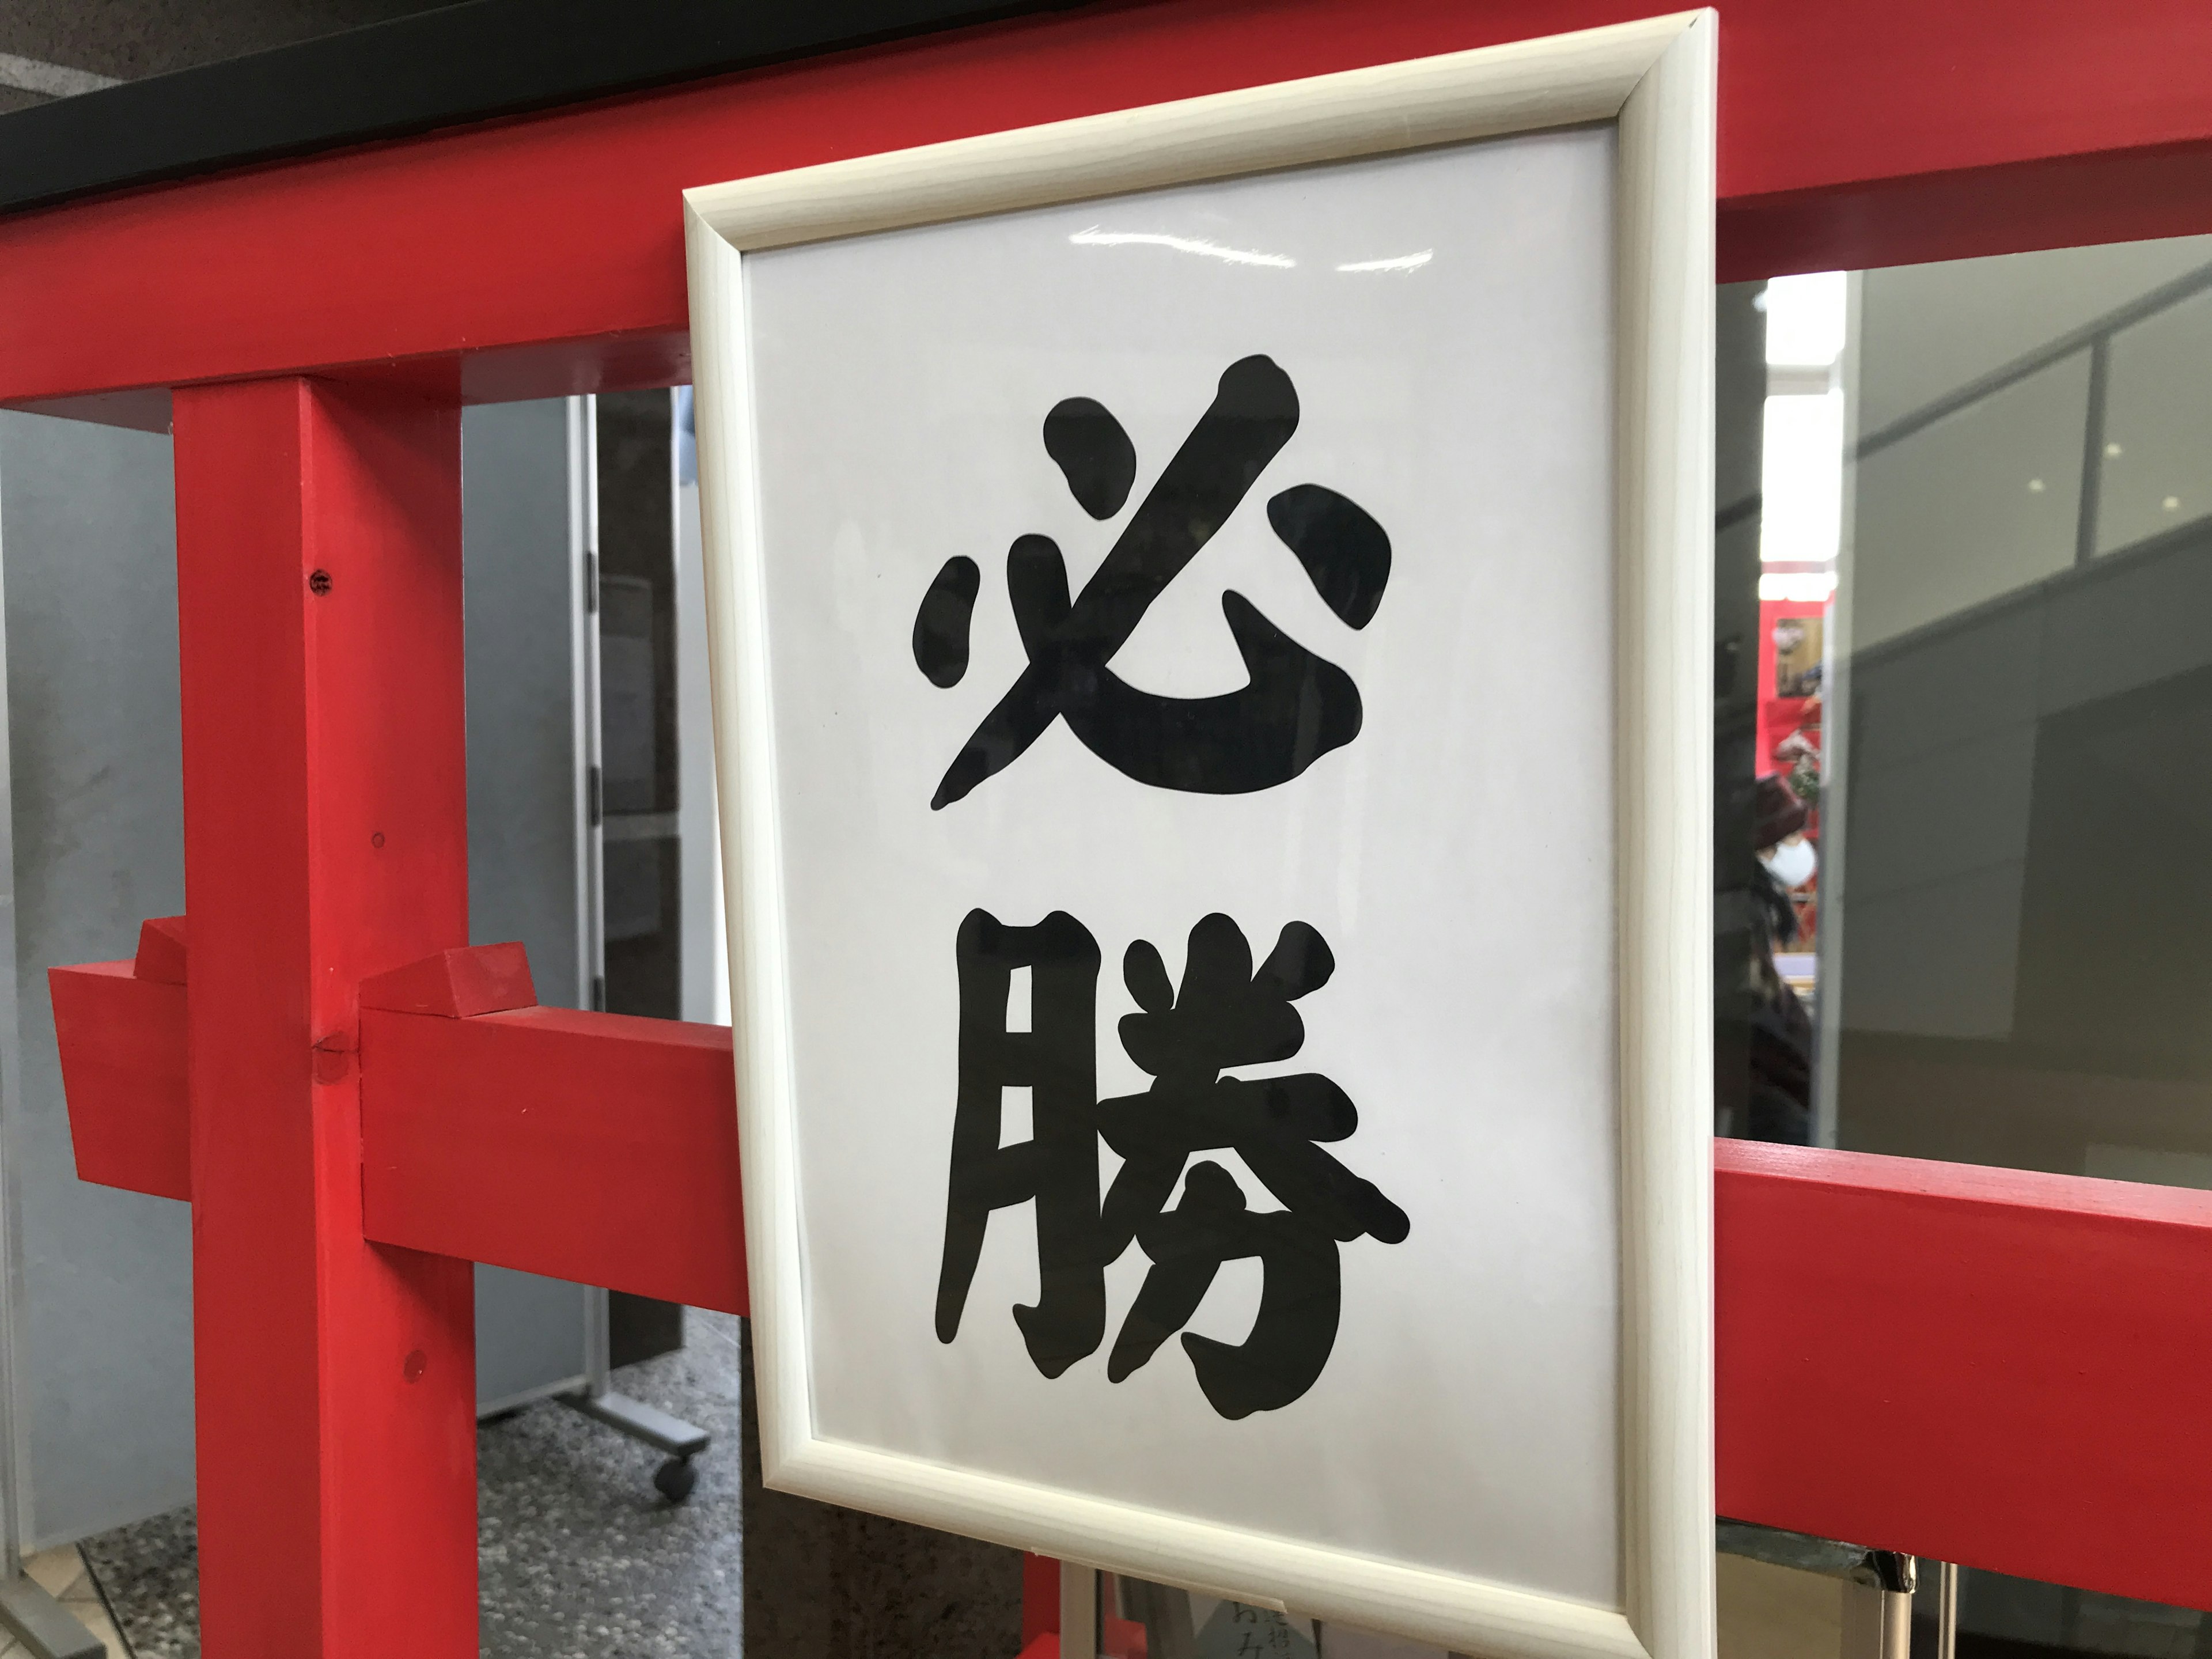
[1760,836,1817,890]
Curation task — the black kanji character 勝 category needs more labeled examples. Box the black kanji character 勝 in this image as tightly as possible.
[910,357,1393,808]
[933,910,1408,1419]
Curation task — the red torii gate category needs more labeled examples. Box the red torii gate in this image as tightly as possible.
[12,1,2212,1654]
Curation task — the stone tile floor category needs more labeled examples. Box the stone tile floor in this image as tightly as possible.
[79,1308,744,1658]
[4,1545,128,1658]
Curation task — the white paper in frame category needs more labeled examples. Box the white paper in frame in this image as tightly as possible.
[683,14,1715,1659]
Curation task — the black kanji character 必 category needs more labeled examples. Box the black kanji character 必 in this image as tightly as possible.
[910,357,1393,808]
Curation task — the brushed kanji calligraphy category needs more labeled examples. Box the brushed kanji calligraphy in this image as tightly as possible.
[934,909,1410,1419]
[910,355,1392,808]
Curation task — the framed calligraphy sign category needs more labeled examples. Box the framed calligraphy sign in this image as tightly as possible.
[686,13,1715,1659]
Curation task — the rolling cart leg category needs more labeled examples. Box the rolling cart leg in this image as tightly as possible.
[0,1573,104,1659]
[560,1285,711,1499]
[563,1387,711,1502]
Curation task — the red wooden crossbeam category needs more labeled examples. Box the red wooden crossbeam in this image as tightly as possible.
[48,920,188,1200]
[6,0,2212,426]
[1717,1142,2212,1611]
[52,929,746,1315]
[360,1003,745,1312]
[51,929,2212,1611]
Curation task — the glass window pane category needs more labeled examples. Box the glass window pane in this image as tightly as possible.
[1720,234,2212,1166]
[1817,233,2212,1172]
[1717,232,2212,1659]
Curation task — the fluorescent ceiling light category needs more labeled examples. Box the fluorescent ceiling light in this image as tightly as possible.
[1760,389,1846,564]
[1766,271,1849,368]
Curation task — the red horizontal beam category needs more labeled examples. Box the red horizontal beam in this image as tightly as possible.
[358,1005,747,1315]
[6,0,2212,410]
[54,929,2212,1605]
[50,960,189,1201]
[52,935,747,1313]
[1715,1138,2212,1609]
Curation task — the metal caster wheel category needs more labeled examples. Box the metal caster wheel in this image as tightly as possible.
[654,1454,698,1503]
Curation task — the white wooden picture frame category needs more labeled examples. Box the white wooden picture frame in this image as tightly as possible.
[685,14,1715,1659]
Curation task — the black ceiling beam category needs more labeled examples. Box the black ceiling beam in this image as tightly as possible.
[0,0,1089,218]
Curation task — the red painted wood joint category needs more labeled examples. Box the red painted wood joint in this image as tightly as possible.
[359,940,535,1017]
[52,929,746,1313]
[132,914,188,984]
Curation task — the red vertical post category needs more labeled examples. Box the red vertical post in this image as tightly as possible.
[172,377,477,1657]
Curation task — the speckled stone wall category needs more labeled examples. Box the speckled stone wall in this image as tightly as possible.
[741,1320,1026,1659]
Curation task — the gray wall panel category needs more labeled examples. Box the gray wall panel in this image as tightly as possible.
[463,397,592,1407]
[465,397,586,1009]
[0,408,194,1547]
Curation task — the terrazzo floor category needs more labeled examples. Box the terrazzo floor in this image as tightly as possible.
[79,1309,745,1658]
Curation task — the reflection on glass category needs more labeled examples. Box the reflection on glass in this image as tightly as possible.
[2097,282,2212,554]
[1850,354,2088,647]
[1824,233,2212,1173]
[1709,275,1843,1145]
